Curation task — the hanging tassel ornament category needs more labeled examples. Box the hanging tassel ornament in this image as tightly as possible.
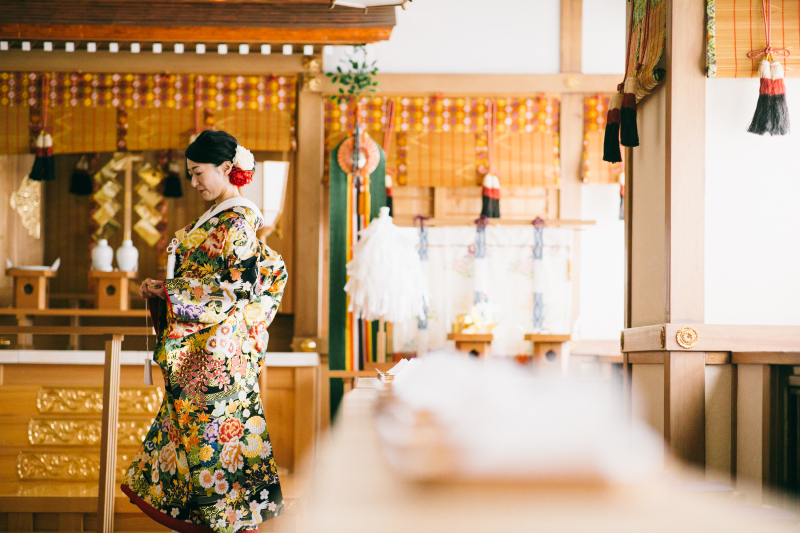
[69,154,93,195]
[620,77,640,147]
[161,157,184,198]
[29,131,55,182]
[769,60,790,135]
[603,92,623,163]
[748,60,774,135]
[747,0,791,136]
[480,173,501,219]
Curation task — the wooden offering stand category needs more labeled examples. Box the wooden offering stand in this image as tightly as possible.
[5,269,56,309]
[90,270,137,310]
[525,333,571,367]
[447,332,494,357]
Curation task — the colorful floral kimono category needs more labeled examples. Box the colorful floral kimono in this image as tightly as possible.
[122,200,287,533]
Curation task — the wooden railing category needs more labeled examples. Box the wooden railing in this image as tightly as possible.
[0,325,152,533]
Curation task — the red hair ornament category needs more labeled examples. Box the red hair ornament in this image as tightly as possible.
[229,167,254,187]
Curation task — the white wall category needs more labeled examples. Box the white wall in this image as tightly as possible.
[705,79,800,325]
[579,184,625,339]
[581,0,626,75]
[325,0,625,75]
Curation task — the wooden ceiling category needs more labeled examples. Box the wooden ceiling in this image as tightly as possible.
[0,1,396,45]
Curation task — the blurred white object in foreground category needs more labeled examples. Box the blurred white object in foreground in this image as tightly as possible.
[377,351,662,484]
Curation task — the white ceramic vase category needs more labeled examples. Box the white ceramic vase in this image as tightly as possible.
[116,240,139,272]
[91,239,114,272]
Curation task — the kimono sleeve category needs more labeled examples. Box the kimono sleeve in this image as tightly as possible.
[164,217,266,324]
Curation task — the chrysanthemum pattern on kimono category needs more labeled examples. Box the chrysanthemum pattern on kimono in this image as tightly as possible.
[121,204,287,533]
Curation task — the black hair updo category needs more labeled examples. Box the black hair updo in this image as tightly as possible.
[185,130,238,167]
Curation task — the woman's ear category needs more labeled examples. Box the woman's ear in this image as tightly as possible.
[221,161,233,176]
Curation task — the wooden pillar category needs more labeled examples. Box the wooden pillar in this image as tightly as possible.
[293,82,324,342]
[558,0,583,336]
[97,334,123,533]
[560,0,582,73]
[624,0,707,469]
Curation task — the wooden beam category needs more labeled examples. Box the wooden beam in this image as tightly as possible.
[0,24,393,44]
[320,73,620,96]
[622,324,800,353]
[0,49,306,74]
[293,87,324,340]
[733,352,800,365]
[560,0,582,73]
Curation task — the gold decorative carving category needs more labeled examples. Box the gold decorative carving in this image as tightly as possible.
[302,55,322,73]
[28,419,151,446]
[37,387,163,414]
[10,175,42,240]
[302,74,321,92]
[676,327,699,349]
[17,452,134,480]
[620,331,624,351]
[660,326,666,349]
[564,75,579,89]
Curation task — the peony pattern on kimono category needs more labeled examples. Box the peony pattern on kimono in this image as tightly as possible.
[121,205,285,533]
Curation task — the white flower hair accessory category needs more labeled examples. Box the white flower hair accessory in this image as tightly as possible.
[232,144,255,172]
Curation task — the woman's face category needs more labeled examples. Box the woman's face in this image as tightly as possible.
[186,159,233,201]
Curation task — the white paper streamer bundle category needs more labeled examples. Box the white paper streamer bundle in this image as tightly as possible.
[344,207,426,323]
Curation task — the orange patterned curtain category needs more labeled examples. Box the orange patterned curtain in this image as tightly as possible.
[0,72,297,155]
[324,95,561,188]
[583,94,624,184]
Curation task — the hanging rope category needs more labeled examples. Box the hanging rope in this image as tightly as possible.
[41,73,50,133]
[382,99,396,153]
[747,0,790,59]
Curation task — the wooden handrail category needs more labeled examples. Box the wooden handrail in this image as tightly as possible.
[0,326,152,336]
[0,308,147,317]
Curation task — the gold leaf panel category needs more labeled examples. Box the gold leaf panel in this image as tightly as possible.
[37,387,163,415]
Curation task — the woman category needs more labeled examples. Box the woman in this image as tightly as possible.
[121,130,287,533]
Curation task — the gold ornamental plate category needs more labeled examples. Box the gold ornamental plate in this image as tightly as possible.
[676,327,699,349]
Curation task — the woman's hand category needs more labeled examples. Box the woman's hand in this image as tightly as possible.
[140,279,167,300]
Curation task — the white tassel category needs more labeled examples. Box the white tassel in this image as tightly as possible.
[144,359,153,385]
[344,206,426,323]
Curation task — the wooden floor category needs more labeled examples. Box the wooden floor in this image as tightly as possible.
[0,476,305,532]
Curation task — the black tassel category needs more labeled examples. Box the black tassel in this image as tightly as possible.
[161,175,183,198]
[69,155,93,195]
[29,132,55,182]
[620,77,640,147]
[748,60,773,136]
[161,158,183,198]
[603,93,623,163]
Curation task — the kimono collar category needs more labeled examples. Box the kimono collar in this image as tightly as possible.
[189,197,265,234]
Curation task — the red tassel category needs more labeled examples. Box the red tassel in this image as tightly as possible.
[620,77,639,147]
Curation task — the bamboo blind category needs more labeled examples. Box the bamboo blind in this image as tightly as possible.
[0,72,297,154]
[324,95,561,189]
[582,95,623,185]
[708,0,800,77]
